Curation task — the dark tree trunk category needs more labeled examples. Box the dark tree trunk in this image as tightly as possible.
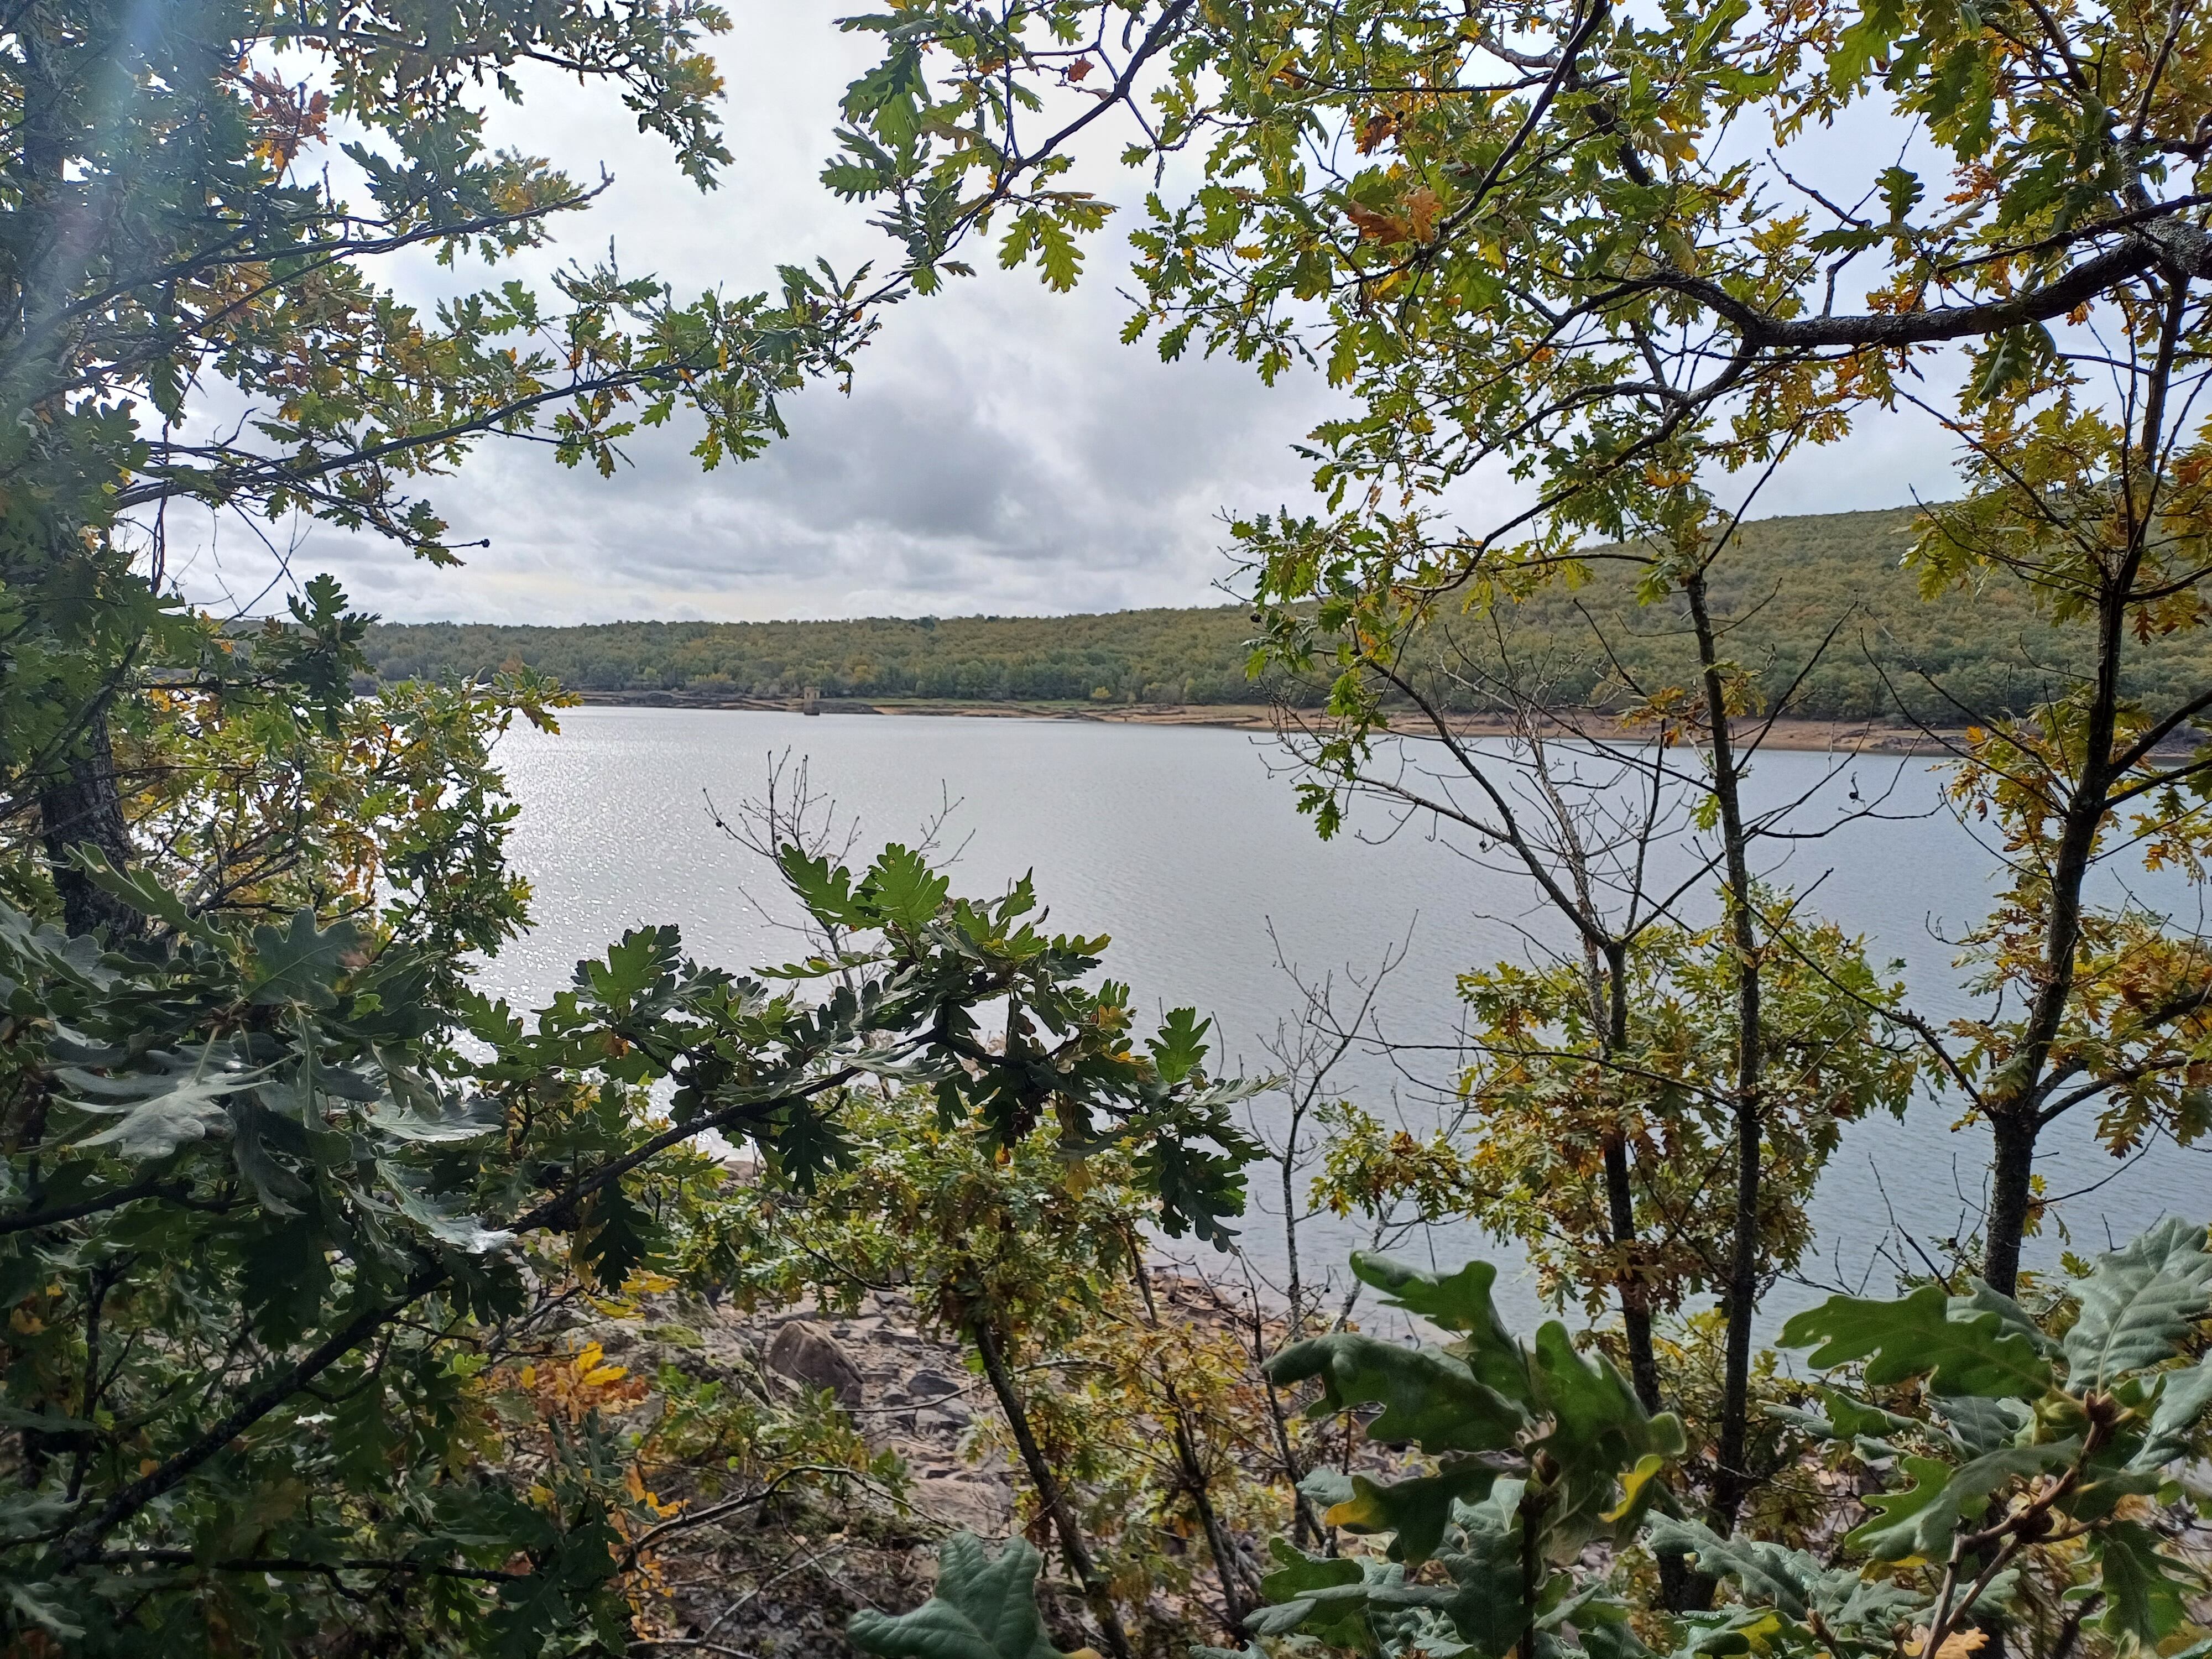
[971,1318,1135,1659]
[1684,571,1763,1537]
[1983,1109,2039,1296]
[38,711,140,937]
[1597,952,1663,1416]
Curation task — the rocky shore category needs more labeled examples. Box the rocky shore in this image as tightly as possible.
[609,1274,1258,1658]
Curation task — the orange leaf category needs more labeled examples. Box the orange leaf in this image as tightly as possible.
[1344,202,1412,243]
[1406,186,1442,241]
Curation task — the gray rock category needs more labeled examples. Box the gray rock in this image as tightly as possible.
[905,1368,959,1400]
[765,1319,864,1410]
[911,1473,1012,1535]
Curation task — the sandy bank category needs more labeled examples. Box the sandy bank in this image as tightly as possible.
[571,690,1967,755]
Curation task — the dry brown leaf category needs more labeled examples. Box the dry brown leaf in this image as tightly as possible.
[1345,201,1412,243]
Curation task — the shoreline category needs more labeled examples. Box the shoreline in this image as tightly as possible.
[569,690,1966,756]
[575,690,1973,761]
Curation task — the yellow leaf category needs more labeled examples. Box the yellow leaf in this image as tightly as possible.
[583,1364,628,1386]
[519,1365,537,1389]
[1908,1629,1989,1659]
[1602,1453,1670,1524]
[1406,186,1442,241]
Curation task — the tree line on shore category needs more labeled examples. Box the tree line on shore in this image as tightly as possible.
[363,505,2212,724]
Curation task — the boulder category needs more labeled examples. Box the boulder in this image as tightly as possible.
[765,1319,864,1410]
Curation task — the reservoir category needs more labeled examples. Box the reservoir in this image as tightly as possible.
[483,705,2209,1329]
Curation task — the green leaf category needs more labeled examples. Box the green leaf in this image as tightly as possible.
[1400,1479,1532,1654]
[1969,325,2053,403]
[2063,1218,2212,1388]
[1323,1459,1502,1565]
[1781,1282,2053,1398]
[70,847,201,937]
[1651,1519,1919,1637]
[381,1165,516,1255]
[2128,1353,2212,1470]
[1842,1455,1957,1562]
[1950,1279,2060,1354]
[0,1404,97,1435]
[248,910,364,1009]
[779,847,867,928]
[1250,1538,1373,1646]
[4,1582,86,1641]
[1266,1333,1528,1453]
[1260,1536,1365,1603]
[1877,165,1923,222]
[849,1533,1080,1659]
[1823,1387,1918,1439]
[861,844,950,930]
[1529,1322,1685,1543]
[1147,1006,1211,1084]
[1352,1254,1533,1405]
[1532,1321,1668,1455]
[579,925,683,1014]
[2089,1520,2192,1642]
[1930,1394,2030,1457]
[1847,1442,2077,1560]
[1650,1520,1823,1621]
[363,1090,504,1144]
[230,1093,310,1215]
[59,1051,270,1159]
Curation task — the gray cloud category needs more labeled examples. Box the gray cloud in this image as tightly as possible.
[170,2,1971,626]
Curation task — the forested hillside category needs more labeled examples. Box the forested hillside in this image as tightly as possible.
[364,505,2212,721]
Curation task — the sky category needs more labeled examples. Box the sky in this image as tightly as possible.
[170,4,1971,628]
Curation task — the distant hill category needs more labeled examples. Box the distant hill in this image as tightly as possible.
[362,505,2212,724]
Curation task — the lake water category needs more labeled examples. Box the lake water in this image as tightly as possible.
[482,706,2211,1331]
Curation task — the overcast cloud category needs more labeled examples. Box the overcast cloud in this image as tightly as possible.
[168,4,1970,626]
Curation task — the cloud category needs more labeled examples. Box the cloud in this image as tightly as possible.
[169,2,1972,627]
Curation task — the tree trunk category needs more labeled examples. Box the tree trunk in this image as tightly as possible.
[971,1319,1135,1659]
[39,710,142,938]
[1600,1136,1660,1410]
[1684,571,1763,1535]
[1603,1120,1699,1613]
[1597,949,1663,1415]
[1979,283,2186,1291]
[1129,1251,1254,1629]
[1983,1109,2039,1297]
